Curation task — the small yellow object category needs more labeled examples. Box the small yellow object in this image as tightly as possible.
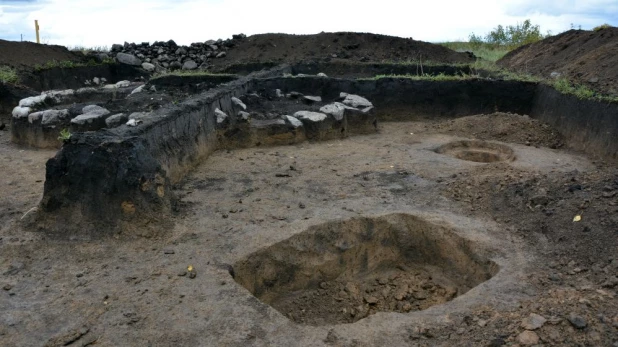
[573,215,582,222]
[187,265,194,272]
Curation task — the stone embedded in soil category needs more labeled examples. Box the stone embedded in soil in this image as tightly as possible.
[285,115,303,128]
[105,113,128,128]
[36,109,70,126]
[521,313,547,330]
[568,313,587,329]
[293,111,327,122]
[116,52,142,66]
[215,108,228,126]
[182,60,198,70]
[339,92,373,108]
[302,95,322,104]
[231,97,247,110]
[320,102,355,121]
[12,106,31,118]
[141,62,156,72]
[517,330,540,345]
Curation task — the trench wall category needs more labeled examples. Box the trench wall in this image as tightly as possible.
[36,74,616,235]
[531,84,618,160]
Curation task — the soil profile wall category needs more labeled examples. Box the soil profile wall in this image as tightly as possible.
[531,84,618,160]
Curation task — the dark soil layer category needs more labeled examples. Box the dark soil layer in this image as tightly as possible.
[498,28,618,96]
[210,32,475,70]
[0,39,85,69]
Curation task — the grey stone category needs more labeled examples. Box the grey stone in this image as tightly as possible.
[170,61,182,70]
[12,106,31,119]
[39,109,70,126]
[340,93,373,108]
[567,313,587,329]
[71,113,108,130]
[317,72,328,77]
[550,71,562,79]
[182,60,198,70]
[302,95,322,104]
[320,102,355,121]
[111,44,123,51]
[105,113,128,128]
[141,62,156,72]
[82,105,110,116]
[116,52,142,66]
[275,89,284,98]
[521,313,547,330]
[216,52,226,58]
[231,97,246,110]
[293,111,327,122]
[285,115,303,128]
[76,87,98,95]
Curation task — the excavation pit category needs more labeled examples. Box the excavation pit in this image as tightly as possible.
[435,140,516,163]
[233,214,498,326]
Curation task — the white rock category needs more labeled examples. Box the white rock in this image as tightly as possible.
[19,95,49,108]
[12,106,31,118]
[293,111,327,122]
[341,93,373,108]
[76,87,98,94]
[115,80,131,88]
[93,77,100,85]
[317,72,328,77]
[231,97,247,110]
[128,112,149,120]
[275,89,284,98]
[215,108,228,124]
[126,119,142,127]
[285,115,303,128]
[103,84,118,89]
[130,85,145,95]
[303,95,322,103]
[71,113,106,125]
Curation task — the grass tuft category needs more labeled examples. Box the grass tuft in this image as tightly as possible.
[441,42,510,62]
[551,78,618,103]
[0,65,19,84]
[33,58,115,71]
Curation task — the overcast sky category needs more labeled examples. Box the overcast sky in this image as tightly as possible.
[0,0,616,48]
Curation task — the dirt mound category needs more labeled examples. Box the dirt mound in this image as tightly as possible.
[498,28,618,96]
[211,32,475,68]
[429,112,564,149]
[0,39,85,69]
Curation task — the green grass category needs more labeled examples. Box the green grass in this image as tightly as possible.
[0,65,19,84]
[440,42,510,62]
[593,23,613,31]
[552,78,618,103]
[33,58,115,71]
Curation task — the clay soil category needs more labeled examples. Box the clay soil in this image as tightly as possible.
[498,27,618,96]
[1,113,617,346]
[211,32,475,68]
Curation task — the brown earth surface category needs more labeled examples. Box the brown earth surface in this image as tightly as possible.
[498,27,618,96]
[1,113,617,346]
[210,32,475,68]
[0,39,85,70]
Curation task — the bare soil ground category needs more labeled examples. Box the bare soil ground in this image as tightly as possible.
[1,113,617,346]
[498,27,618,96]
[211,32,475,68]
[0,39,85,70]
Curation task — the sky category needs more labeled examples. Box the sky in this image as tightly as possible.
[0,0,616,48]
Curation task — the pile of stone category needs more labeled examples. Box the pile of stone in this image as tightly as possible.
[214,90,377,148]
[103,34,247,73]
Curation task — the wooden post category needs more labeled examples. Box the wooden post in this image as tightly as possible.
[35,20,40,44]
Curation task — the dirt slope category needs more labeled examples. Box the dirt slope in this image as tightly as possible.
[0,39,85,69]
[498,28,618,96]
[211,32,475,67]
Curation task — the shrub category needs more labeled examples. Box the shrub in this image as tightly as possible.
[469,19,549,49]
[593,23,612,31]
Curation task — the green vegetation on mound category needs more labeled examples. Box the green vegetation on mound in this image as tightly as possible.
[0,65,19,84]
[33,58,114,71]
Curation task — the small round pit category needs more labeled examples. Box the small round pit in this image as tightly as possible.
[233,214,498,326]
[435,140,516,163]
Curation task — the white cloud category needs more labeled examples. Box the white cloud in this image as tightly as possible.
[0,0,616,47]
